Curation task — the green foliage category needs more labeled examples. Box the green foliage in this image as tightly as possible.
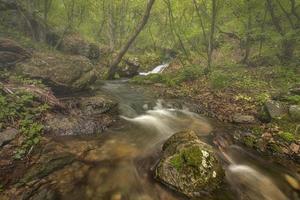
[0,91,49,159]
[255,93,271,105]
[9,76,44,87]
[210,71,231,90]
[278,131,296,143]
[14,120,44,160]
[243,136,256,148]
[284,95,300,105]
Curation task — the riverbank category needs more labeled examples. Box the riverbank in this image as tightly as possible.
[130,60,300,163]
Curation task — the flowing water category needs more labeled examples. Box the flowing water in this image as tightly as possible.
[139,63,169,76]
[61,80,300,200]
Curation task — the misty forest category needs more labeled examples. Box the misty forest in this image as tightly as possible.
[0,0,300,199]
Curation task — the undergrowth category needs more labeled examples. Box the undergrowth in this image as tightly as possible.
[0,84,49,159]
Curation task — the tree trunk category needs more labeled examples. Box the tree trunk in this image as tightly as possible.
[207,0,218,73]
[107,0,156,79]
[242,0,252,65]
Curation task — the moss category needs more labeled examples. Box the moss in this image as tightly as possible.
[170,146,209,171]
[278,131,296,143]
[243,136,256,148]
[170,154,184,171]
[182,146,206,167]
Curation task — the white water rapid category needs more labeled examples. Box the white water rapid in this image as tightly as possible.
[139,63,169,76]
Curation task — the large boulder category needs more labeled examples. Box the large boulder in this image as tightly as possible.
[155,130,224,198]
[14,52,97,92]
[117,57,140,78]
[0,38,31,67]
[59,34,100,61]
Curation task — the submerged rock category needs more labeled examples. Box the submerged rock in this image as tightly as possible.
[0,38,31,67]
[155,130,224,198]
[20,152,75,184]
[15,52,97,92]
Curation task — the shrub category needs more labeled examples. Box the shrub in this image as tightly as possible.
[278,131,296,143]
[284,95,300,105]
[210,71,231,90]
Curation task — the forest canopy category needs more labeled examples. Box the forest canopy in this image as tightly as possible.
[1,0,299,69]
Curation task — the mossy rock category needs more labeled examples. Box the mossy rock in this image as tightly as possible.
[155,130,224,198]
[14,52,97,92]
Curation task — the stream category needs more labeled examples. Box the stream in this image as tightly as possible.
[57,80,299,200]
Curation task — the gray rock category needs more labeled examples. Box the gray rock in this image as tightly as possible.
[155,130,224,198]
[289,105,300,121]
[81,96,118,116]
[233,114,256,124]
[264,100,288,119]
[0,128,18,147]
[45,95,117,135]
[117,57,140,78]
[15,52,97,92]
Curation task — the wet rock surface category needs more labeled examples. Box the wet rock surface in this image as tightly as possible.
[155,130,224,198]
[45,95,118,135]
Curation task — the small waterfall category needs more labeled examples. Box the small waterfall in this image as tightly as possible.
[139,63,169,76]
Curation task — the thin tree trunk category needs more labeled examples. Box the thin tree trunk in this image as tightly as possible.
[107,0,156,79]
[165,0,189,58]
[207,0,217,73]
[242,0,252,64]
[266,0,295,60]
[259,3,268,56]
